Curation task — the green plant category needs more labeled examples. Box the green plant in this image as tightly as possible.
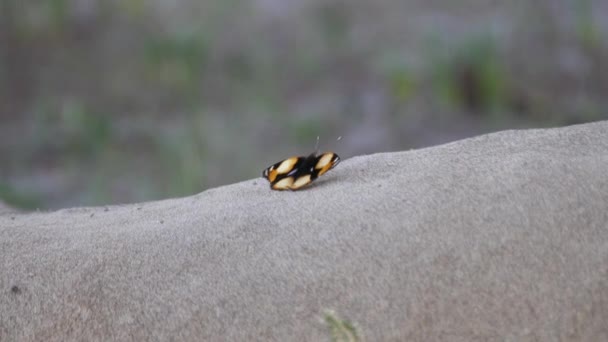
[155,117,207,197]
[323,310,361,342]
[60,102,112,156]
[0,183,42,210]
[427,34,509,114]
[573,0,601,49]
[144,33,208,93]
[374,50,417,104]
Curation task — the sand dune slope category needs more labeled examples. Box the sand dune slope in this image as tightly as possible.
[2,121,608,341]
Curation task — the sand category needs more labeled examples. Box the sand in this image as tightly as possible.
[2,121,608,341]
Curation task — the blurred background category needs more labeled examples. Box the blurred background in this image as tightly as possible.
[0,0,607,210]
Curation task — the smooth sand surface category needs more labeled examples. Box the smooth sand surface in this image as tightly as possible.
[2,121,608,341]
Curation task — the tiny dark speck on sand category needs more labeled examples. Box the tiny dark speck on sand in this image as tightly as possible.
[11,286,21,294]
[160,220,164,224]
[11,216,15,220]
[104,207,109,212]
[90,213,95,218]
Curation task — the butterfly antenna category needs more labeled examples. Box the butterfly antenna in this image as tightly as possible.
[314,135,341,155]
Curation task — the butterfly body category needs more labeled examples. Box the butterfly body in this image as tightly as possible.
[262,152,340,191]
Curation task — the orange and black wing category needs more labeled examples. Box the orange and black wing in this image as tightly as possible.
[262,152,340,191]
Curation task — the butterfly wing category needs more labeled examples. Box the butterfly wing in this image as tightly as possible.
[262,152,340,191]
[313,152,340,178]
[262,156,306,190]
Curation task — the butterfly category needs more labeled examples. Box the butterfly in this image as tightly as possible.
[262,136,342,191]
[262,151,341,191]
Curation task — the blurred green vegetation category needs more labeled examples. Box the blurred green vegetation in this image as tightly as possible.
[144,34,208,95]
[0,0,606,209]
[324,310,361,342]
[0,182,42,209]
[427,35,511,118]
[574,0,601,49]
